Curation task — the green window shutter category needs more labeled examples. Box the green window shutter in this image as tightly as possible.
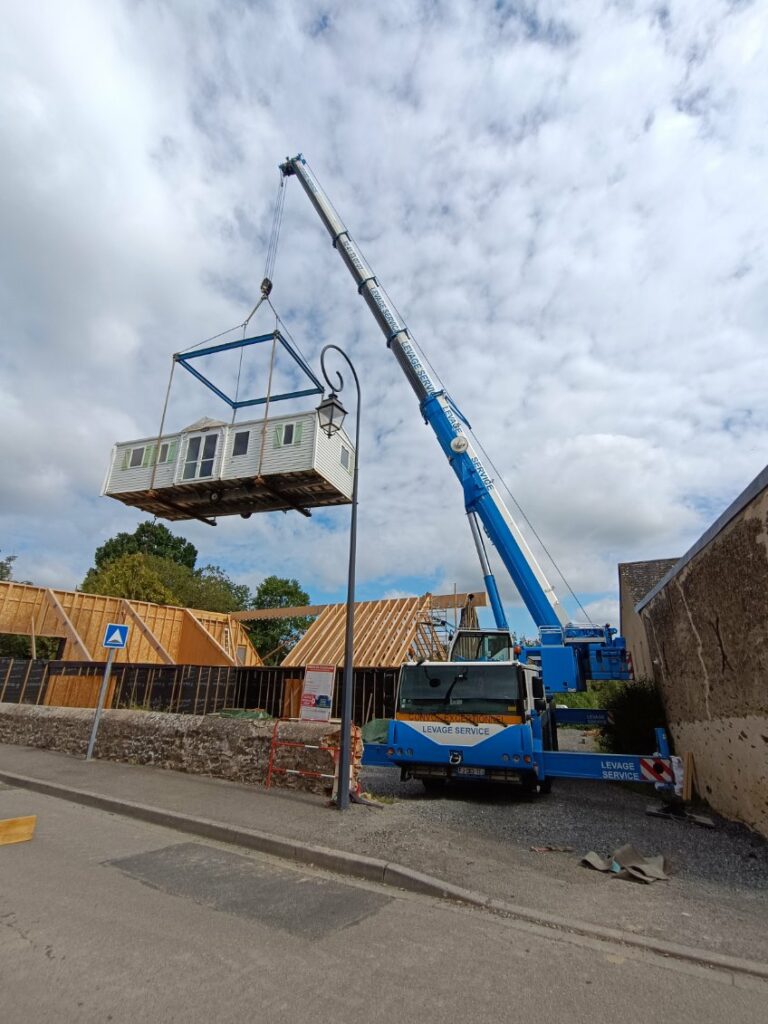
[167,440,178,463]
[142,445,156,468]
[273,425,284,448]
[121,449,130,470]
[293,422,303,446]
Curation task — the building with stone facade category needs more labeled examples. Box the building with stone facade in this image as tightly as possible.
[637,464,768,837]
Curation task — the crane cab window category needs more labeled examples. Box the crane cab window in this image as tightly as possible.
[452,631,513,662]
[398,663,522,716]
[232,431,249,457]
[183,434,218,480]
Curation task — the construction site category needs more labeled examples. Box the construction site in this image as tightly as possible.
[2,20,768,1013]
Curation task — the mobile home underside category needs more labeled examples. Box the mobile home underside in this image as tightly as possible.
[115,470,351,521]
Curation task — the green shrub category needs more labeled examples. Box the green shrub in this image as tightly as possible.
[598,678,667,755]
[555,679,624,710]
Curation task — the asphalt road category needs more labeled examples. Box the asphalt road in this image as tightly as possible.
[1,785,765,1024]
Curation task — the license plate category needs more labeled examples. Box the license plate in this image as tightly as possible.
[455,766,486,777]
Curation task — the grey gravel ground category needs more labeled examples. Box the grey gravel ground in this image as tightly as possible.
[346,729,768,960]
[362,764,768,892]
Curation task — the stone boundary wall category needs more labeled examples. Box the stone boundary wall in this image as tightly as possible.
[639,476,768,837]
[0,704,360,795]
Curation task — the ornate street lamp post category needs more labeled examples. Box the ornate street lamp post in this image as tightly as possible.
[316,344,360,810]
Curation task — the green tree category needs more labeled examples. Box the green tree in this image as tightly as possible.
[82,553,249,614]
[190,564,250,613]
[82,553,177,604]
[0,552,16,581]
[246,576,313,664]
[93,521,197,572]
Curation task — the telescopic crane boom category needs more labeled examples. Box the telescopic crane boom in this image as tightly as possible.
[280,154,630,690]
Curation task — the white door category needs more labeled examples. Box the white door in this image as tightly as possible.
[182,433,219,480]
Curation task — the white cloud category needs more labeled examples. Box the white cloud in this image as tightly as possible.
[1,0,766,634]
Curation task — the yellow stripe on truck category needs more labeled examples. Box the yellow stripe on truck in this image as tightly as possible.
[396,712,523,726]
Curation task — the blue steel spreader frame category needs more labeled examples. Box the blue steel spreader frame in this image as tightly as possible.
[175,330,324,409]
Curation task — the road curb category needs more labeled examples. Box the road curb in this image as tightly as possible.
[3,767,767,984]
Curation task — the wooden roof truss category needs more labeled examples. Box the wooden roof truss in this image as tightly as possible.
[281,592,486,669]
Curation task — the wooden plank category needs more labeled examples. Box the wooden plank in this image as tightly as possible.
[228,617,263,667]
[0,582,60,637]
[365,597,412,667]
[179,609,237,666]
[43,589,93,661]
[230,592,487,621]
[291,597,364,667]
[233,604,328,621]
[683,751,696,802]
[354,599,397,665]
[120,600,175,664]
[44,672,111,709]
[281,677,303,718]
[376,597,422,666]
[357,597,406,666]
[0,815,37,846]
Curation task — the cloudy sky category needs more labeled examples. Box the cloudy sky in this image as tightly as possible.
[1,0,766,634]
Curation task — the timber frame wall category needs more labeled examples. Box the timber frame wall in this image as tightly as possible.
[0,658,397,724]
[0,582,261,668]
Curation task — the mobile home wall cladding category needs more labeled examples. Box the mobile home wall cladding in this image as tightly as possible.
[103,411,355,521]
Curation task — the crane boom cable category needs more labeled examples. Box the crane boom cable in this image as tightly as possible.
[177,322,247,355]
[264,173,286,283]
[467,433,593,623]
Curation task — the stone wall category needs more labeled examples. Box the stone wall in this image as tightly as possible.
[0,704,361,795]
[639,471,768,836]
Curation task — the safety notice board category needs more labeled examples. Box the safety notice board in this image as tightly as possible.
[299,664,336,722]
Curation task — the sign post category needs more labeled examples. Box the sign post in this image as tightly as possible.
[86,623,129,761]
[299,664,336,723]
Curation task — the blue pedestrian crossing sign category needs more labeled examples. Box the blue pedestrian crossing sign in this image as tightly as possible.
[102,623,129,649]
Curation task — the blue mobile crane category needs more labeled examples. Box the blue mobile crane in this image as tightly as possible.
[279,154,674,793]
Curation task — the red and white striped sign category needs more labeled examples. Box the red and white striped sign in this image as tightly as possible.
[640,757,674,784]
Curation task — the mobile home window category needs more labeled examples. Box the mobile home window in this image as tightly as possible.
[199,434,217,477]
[159,442,169,463]
[232,431,249,457]
[273,422,303,448]
[129,447,144,468]
[340,446,351,471]
[183,434,218,480]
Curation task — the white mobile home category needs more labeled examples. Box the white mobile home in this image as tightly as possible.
[103,411,354,522]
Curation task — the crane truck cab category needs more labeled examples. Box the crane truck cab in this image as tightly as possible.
[390,657,557,791]
[448,627,517,662]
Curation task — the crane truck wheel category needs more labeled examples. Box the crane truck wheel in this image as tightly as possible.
[522,773,553,796]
